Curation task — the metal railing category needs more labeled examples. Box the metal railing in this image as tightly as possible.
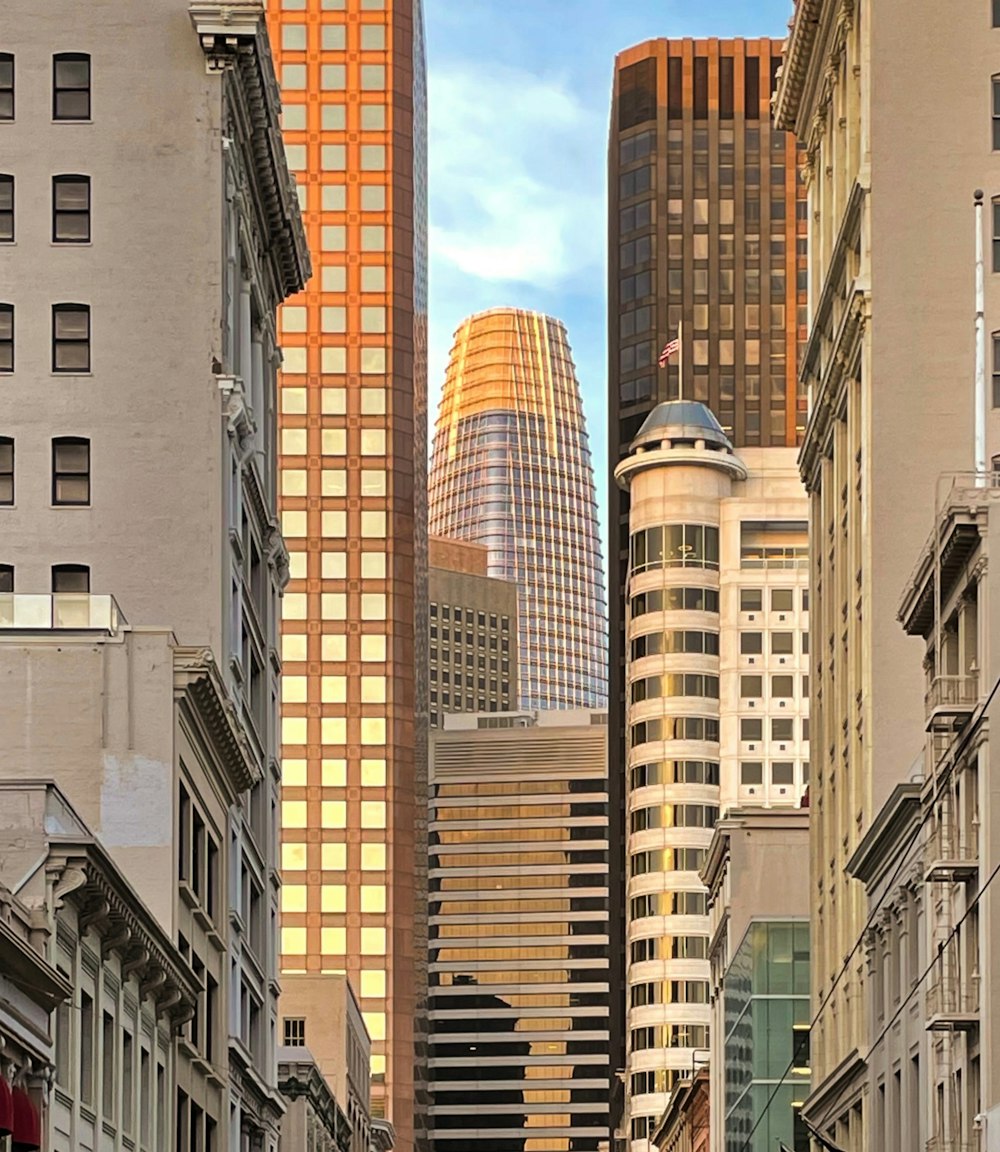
[0,594,124,632]
[925,674,979,714]
[927,813,979,867]
[926,976,979,1019]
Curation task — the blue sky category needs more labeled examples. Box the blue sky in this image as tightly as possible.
[424,0,794,536]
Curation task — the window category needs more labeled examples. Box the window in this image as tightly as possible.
[772,718,794,742]
[740,718,762,742]
[52,564,89,592]
[80,990,94,1105]
[52,437,91,505]
[740,632,763,655]
[772,632,794,654]
[995,0,1000,26]
[283,1017,306,1047]
[53,175,91,242]
[0,55,12,120]
[0,437,12,504]
[0,305,12,371]
[0,176,12,241]
[993,333,1000,407]
[772,588,794,612]
[53,304,90,371]
[740,762,763,785]
[53,53,91,120]
[772,761,795,785]
[740,674,762,698]
[740,588,763,611]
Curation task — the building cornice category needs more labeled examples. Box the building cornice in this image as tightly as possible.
[174,647,262,795]
[189,2,311,299]
[846,784,921,886]
[0,908,71,1012]
[45,839,198,1029]
[800,1047,866,1132]
[615,444,747,490]
[278,1052,352,1152]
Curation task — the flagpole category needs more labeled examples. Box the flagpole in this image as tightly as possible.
[677,320,684,401]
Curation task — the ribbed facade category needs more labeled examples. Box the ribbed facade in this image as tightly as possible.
[428,309,607,711]
[428,711,610,1152]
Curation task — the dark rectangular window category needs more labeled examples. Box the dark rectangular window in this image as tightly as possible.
[53,304,90,372]
[52,564,89,593]
[667,56,683,119]
[770,56,781,98]
[53,175,90,242]
[719,56,734,119]
[619,57,657,132]
[80,990,94,1105]
[995,0,1000,26]
[693,57,709,119]
[0,565,12,593]
[992,333,1000,407]
[0,176,12,242]
[122,1029,134,1132]
[993,199,1000,272]
[52,437,91,505]
[0,437,13,505]
[54,53,90,120]
[0,55,12,120]
[994,78,1000,150]
[283,1017,306,1046]
[745,56,761,119]
[0,305,11,372]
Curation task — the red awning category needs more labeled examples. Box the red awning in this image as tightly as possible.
[0,1077,12,1135]
[11,1087,40,1152]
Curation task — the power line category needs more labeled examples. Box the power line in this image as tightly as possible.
[735,669,1000,1152]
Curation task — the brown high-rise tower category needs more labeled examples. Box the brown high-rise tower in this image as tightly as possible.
[605,38,806,1128]
[267,2,429,1149]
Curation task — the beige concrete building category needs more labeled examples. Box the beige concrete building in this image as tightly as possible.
[774,1,1000,1143]
[0,1,308,1148]
[428,536,519,728]
[278,1047,352,1152]
[702,807,810,1152]
[0,782,198,1152]
[613,400,808,1149]
[897,475,1000,1150]
[280,974,380,1152]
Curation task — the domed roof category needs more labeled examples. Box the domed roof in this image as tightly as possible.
[631,400,733,452]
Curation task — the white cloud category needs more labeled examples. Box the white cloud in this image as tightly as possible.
[428,63,606,290]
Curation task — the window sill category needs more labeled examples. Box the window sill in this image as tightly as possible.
[51,241,93,247]
[50,503,92,510]
[51,372,93,378]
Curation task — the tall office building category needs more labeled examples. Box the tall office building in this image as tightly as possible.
[614,401,808,1149]
[606,39,807,1099]
[0,2,309,1147]
[428,710,610,1152]
[266,2,429,1146]
[428,536,519,728]
[773,3,997,1144]
[428,307,607,711]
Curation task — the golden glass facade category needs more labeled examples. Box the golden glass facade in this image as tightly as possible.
[267,1,428,1147]
[429,308,607,711]
[428,712,610,1152]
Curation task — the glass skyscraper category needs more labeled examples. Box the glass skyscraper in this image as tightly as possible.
[428,308,607,710]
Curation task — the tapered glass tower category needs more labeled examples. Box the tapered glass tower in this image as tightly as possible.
[429,308,607,710]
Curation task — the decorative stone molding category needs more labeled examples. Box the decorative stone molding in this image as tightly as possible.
[189,1,265,72]
[174,646,262,794]
[46,844,197,1030]
[218,374,257,458]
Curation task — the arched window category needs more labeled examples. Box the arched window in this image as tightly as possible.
[51,564,90,593]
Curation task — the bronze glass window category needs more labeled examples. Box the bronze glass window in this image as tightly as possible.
[0,176,12,242]
[53,54,91,120]
[52,437,90,505]
[0,55,12,120]
[52,304,90,372]
[51,564,89,593]
[0,305,12,372]
[0,437,12,504]
[53,176,90,242]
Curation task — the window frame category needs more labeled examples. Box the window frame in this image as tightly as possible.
[53,175,91,243]
[51,564,90,593]
[0,564,12,593]
[0,175,12,242]
[53,53,91,121]
[52,437,91,506]
[52,303,91,373]
[0,54,13,121]
[0,304,12,372]
[0,437,12,505]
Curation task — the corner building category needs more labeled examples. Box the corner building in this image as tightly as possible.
[614,402,808,1150]
[429,308,607,710]
[266,1,429,1147]
[607,38,807,1101]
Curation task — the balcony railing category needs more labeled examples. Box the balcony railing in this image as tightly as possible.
[926,975,979,1031]
[927,1139,974,1152]
[925,675,979,729]
[925,813,979,883]
[0,594,125,633]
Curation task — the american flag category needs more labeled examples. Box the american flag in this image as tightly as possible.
[658,338,679,368]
